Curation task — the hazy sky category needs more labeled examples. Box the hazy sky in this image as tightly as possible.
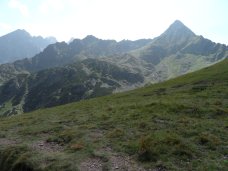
[0,0,227,44]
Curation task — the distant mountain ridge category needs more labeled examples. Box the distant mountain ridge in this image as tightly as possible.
[0,37,152,84]
[0,29,56,64]
[0,20,227,116]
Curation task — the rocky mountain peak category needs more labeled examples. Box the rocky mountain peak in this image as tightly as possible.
[162,20,195,39]
[151,20,196,48]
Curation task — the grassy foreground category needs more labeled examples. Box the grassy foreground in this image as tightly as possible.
[0,59,227,171]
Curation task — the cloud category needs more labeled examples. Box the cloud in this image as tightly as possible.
[0,23,13,37]
[39,0,64,14]
[8,0,29,17]
[0,23,12,30]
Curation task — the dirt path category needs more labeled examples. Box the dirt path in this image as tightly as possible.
[0,138,18,146]
[30,140,64,153]
[80,147,148,171]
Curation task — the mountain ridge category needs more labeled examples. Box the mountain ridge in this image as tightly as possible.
[128,20,227,80]
[0,20,227,115]
[0,29,57,64]
[0,36,153,84]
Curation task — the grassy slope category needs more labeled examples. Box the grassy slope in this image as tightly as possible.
[0,59,227,171]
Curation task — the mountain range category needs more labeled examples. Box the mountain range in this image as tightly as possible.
[0,57,227,170]
[0,20,227,116]
[0,29,56,64]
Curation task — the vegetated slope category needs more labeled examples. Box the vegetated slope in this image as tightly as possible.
[0,36,152,84]
[0,58,144,116]
[0,29,56,64]
[0,59,227,171]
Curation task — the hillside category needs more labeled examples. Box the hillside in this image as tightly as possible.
[0,59,227,171]
[0,29,56,64]
[0,58,144,116]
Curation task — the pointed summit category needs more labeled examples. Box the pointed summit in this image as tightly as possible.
[171,20,187,27]
[152,20,196,47]
[137,20,198,64]
[3,29,30,39]
[13,29,29,34]
[162,20,195,38]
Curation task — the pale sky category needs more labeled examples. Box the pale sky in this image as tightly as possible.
[0,0,227,44]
